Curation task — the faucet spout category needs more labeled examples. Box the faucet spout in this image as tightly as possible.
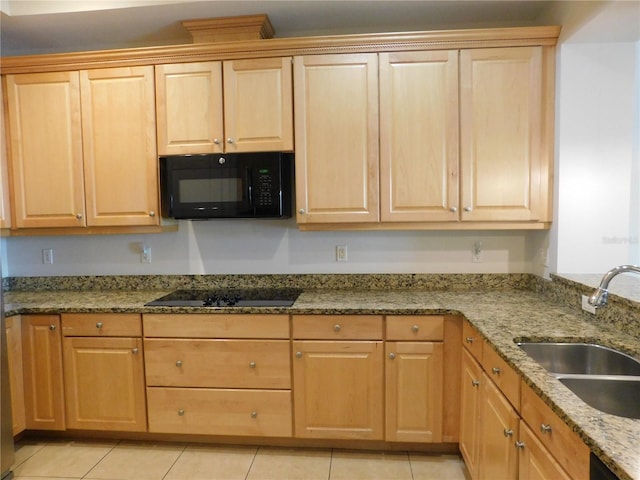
[588,265,640,307]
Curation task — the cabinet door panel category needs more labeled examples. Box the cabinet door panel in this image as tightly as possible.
[460,47,543,221]
[155,62,224,155]
[22,315,65,430]
[6,72,85,228]
[385,341,443,442]
[292,340,383,439]
[224,57,293,152]
[6,316,25,434]
[380,51,459,222]
[63,336,146,431]
[518,421,572,480]
[81,66,159,226]
[294,54,379,223]
[459,348,482,478]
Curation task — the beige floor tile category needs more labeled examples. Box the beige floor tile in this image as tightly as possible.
[12,439,117,478]
[247,446,331,480]
[330,450,413,480]
[409,453,466,480]
[84,441,184,480]
[165,444,258,480]
[11,439,47,469]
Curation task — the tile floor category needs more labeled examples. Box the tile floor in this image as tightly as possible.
[11,438,467,480]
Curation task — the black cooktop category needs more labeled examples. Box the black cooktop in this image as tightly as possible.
[145,288,302,307]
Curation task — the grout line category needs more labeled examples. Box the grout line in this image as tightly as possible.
[160,442,187,480]
[81,438,121,479]
[328,448,334,480]
[244,444,260,480]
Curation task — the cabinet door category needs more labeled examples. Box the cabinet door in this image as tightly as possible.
[379,51,459,222]
[460,47,544,222]
[6,316,25,434]
[21,315,65,430]
[223,57,293,152]
[80,66,159,226]
[385,341,443,442]
[63,336,146,431]
[518,421,572,480]
[479,373,519,480]
[5,72,85,228]
[459,348,482,479]
[155,62,224,155]
[294,54,379,224]
[0,84,11,229]
[292,340,383,439]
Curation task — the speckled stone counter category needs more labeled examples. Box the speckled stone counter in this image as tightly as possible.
[4,276,640,480]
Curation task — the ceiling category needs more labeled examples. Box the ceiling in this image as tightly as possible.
[0,0,560,57]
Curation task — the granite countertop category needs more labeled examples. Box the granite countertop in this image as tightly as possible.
[5,287,640,480]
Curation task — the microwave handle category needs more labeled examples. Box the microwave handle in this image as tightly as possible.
[246,169,254,207]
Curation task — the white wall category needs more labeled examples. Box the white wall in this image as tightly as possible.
[544,1,640,273]
[5,220,538,276]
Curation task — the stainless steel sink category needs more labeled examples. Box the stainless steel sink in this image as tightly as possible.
[557,376,640,419]
[517,342,640,419]
[517,342,640,376]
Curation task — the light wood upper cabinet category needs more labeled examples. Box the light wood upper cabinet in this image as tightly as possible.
[80,66,159,226]
[460,47,546,222]
[156,58,293,155]
[5,72,85,228]
[379,51,459,222]
[155,62,224,155]
[294,54,380,224]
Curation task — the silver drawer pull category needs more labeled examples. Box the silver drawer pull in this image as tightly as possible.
[471,380,480,387]
[249,361,256,368]
[334,324,341,332]
[503,428,514,437]
[49,324,57,331]
[175,360,183,367]
[515,441,525,449]
[131,348,139,354]
[295,352,302,358]
[251,411,258,418]
[178,409,185,416]
[492,367,502,375]
[465,336,474,344]
[96,322,103,329]
[412,325,419,333]
[388,352,396,360]
[540,423,552,434]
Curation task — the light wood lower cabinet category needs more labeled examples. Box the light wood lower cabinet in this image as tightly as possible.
[21,315,65,430]
[518,421,572,480]
[459,347,483,478]
[5,316,25,434]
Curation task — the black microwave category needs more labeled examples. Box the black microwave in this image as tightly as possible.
[159,152,293,219]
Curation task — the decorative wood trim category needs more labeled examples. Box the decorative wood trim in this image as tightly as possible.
[7,224,178,237]
[298,222,552,232]
[182,14,275,43]
[0,26,561,74]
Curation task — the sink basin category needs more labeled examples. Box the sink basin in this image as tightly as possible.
[517,342,640,376]
[557,376,640,419]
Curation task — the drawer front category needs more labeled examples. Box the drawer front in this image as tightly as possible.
[143,314,290,338]
[144,339,291,388]
[482,343,520,410]
[520,382,590,480]
[292,315,383,340]
[147,387,292,437]
[62,313,142,337]
[462,320,483,361]
[386,315,444,341]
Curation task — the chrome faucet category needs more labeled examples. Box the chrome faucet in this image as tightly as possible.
[588,264,640,307]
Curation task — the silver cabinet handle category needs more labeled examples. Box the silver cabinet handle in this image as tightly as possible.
[492,367,502,375]
[132,348,139,354]
[464,206,473,212]
[412,325,419,333]
[76,213,83,220]
[149,211,156,217]
[471,379,480,387]
[227,138,234,144]
[49,324,57,331]
[540,423,552,434]
[295,351,302,358]
[388,352,396,360]
[450,206,458,213]
[334,324,341,332]
[213,138,221,145]
[515,441,525,449]
[465,337,474,344]
[175,360,182,367]
[96,322,103,329]
[251,411,258,418]
[298,209,305,214]
[249,361,256,368]
[178,409,185,416]
[503,429,514,437]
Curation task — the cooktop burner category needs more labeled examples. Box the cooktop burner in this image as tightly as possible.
[145,288,302,307]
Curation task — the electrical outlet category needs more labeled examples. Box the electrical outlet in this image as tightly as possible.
[581,295,597,314]
[472,241,483,263]
[141,246,152,264]
[336,245,348,262]
[42,248,54,265]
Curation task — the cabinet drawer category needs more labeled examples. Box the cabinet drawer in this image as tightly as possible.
[292,315,383,339]
[386,315,444,341]
[147,387,292,437]
[462,320,483,361]
[145,339,291,389]
[520,381,590,480]
[482,343,520,409]
[62,313,141,337]
[143,314,289,338]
